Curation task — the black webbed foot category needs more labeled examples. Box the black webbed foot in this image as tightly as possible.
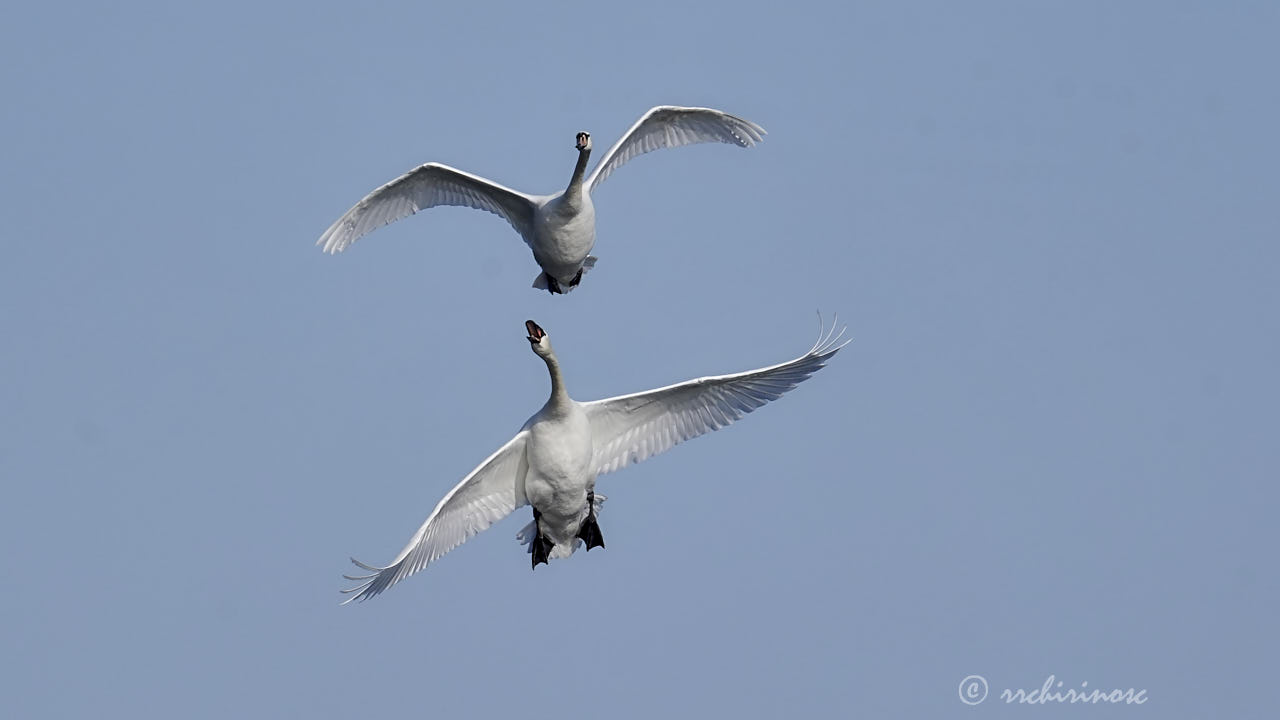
[531,535,553,567]
[531,508,553,568]
[577,518,604,551]
[576,491,605,551]
[568,268,583,288]
[546,276,563,295]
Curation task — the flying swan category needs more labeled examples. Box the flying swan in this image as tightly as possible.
[342,316,847,603]
[316,105,766,294]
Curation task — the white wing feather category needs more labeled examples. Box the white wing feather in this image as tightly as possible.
[317,163,538,254]
[341,431,530,603]
[582,318,847,476]
[586,105,766,194]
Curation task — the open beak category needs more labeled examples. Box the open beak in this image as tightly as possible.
[525,320,545,343]
[575,132,590,151]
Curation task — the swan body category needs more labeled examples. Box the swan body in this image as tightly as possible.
[342,317,848,603]
[529,183,596,288]
[518,322,597,560]
[317,106,766,294]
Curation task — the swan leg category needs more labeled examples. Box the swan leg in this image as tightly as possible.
[575,491,605,551]
[568,267,583,288]
[545,276,563,295]
[531,508,553,568]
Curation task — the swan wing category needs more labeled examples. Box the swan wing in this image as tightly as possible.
[585,106,766,194]
[342,431,530,603]
[582,318,846,476]
[318,162,538,254]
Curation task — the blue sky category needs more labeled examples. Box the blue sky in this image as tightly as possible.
[2,1,1276,717]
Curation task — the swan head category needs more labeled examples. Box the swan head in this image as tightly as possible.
[575,132,592,152]
[526,319,553,358]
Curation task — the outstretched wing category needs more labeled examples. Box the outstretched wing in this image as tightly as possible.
[317,162,538,254]
[586,105,766,194]
[342,432,530,603]
[582,317,846,476]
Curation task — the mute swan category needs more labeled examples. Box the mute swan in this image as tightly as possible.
[342,317,847,603]
[316,105,766,294]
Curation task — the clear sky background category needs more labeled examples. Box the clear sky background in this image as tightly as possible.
[2,2,1276,718]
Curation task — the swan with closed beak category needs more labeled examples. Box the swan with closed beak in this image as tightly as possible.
[342,316,847,603]
[317,106,766,294]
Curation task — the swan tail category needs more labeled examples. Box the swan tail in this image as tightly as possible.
[516,519,537,549]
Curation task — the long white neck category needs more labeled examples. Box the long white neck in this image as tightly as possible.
[541,350,572,412]
[564,148,591,205]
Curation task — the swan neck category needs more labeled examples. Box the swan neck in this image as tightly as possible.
[566,148,591,200]
[543,352,571,410]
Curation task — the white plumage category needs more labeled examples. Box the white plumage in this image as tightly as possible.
[317,106,766,294]
[342,317,847,603]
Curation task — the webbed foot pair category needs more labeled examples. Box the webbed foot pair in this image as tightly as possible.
[529,491,604,568]
[542,268,584,295]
